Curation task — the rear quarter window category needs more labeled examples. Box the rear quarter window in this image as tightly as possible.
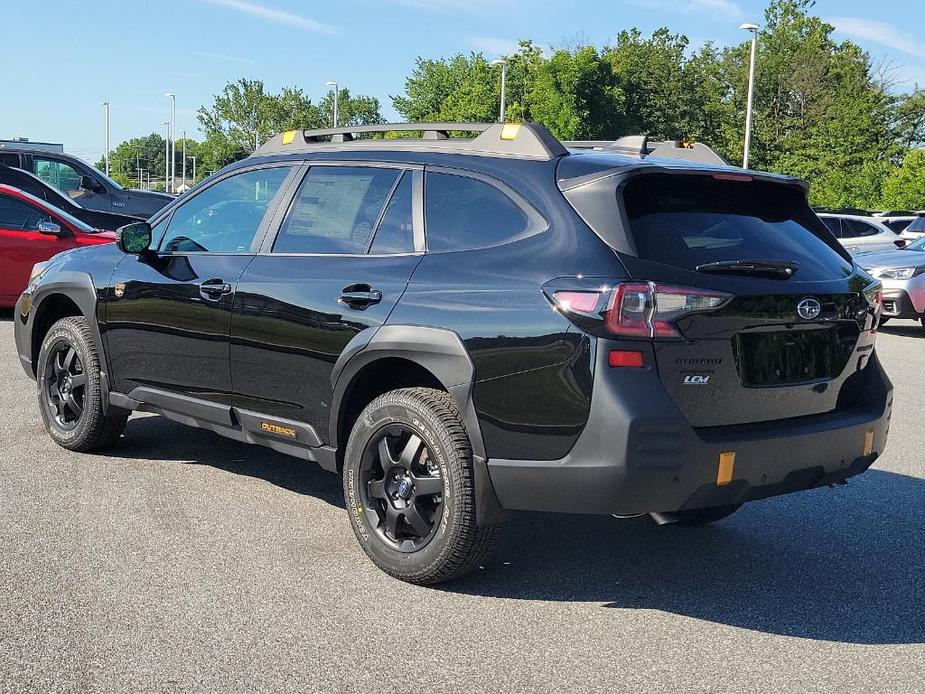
[622,174,853,281]
[424,171,539,252]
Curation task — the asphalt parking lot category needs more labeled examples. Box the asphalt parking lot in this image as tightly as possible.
[1,313,922,693]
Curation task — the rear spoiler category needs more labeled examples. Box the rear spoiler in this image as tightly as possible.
[562,135,729,167]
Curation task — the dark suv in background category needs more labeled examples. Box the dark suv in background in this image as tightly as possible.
[0,147,172,218]
[13,123,892,584]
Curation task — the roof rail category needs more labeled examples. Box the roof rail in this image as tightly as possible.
[254,122,568,160]
[563,135,729,166]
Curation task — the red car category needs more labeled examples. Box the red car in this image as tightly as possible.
[0,184,115,307]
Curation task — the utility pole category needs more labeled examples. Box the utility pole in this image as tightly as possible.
[101,101,110,176]
[491,60,508,122]
[181,129,186,191]
[190,155,197,183]
[165,92,176,192]
[163,121,170,192]
[740,23,759,169]
[326,81,338,127]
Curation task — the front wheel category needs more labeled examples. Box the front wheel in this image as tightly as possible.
[36,316,127,452]
[343,387,500,585]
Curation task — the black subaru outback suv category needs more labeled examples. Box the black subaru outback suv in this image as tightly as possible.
[13,123,892,584]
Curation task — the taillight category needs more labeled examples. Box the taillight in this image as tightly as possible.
[550,282,732,340]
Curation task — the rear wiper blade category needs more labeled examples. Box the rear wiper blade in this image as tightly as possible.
[695,260,799,278]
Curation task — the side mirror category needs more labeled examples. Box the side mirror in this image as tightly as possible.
[117,221,152,254]
[37,221,63,236]
[80,175,103,193]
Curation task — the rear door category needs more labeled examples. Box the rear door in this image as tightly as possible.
[840,218,895,254]
[106,164,296,408]
[0,193,76,304]
[230,163,422,438]
[615,173,878,428]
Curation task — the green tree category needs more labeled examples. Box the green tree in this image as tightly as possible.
[881,149,925,209]
[97,133,168,187]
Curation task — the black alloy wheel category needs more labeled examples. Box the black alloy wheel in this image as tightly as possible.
[43,342,86,431]
[359,423,444,552]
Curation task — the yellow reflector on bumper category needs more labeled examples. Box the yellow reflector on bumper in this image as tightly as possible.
[281,130,297,145]
[863,429,874,457]
[717,452,735,486]
[500,123,521,140]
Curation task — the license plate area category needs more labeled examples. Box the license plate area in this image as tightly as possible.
[736,328,837,387]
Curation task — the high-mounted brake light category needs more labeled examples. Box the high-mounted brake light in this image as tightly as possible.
[712,173,753,182]
[550,282,732,340]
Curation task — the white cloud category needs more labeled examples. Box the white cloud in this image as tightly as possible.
[828,17,925,60]
[203,0,335,33]
[469,36,521,57]
[621,0,743,20]
[196,51,255,65]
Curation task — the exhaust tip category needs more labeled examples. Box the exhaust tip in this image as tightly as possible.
[649,511,679,526]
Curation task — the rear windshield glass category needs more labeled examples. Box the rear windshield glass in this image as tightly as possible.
[906,216,925,232]
[622,174,853,280]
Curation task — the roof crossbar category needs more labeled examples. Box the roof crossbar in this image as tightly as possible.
[255,122,568,160]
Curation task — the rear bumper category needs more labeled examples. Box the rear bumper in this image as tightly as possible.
[486,346,892,515]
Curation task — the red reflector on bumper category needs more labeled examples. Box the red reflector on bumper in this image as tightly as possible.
[609,350,644,368]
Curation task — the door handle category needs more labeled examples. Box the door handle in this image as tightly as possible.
[199,278,232,301]
[338,285,382,309]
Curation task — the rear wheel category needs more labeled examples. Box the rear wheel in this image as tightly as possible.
[36,316,127,452]
[673,503,742,527]
[343,387,499,585]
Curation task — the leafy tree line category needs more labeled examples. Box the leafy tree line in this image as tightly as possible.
[394,0,925,209]
[101,0,924,208]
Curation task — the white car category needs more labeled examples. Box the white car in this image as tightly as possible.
[817,213,906,255]
[856,236,925,327]
[899,215,925,241]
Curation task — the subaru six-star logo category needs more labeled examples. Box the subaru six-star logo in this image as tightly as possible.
[797,297,822,320]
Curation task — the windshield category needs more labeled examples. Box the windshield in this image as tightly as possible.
[905,236,925,251]
[621,174,854,281]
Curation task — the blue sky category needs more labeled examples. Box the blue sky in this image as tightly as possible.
[2,0,922,165]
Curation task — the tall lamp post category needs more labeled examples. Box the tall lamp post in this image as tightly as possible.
[101,101,110,177]
[491,59,508,122]
[163,121,170,192]
[740,23,759,169]
[180,129,186,191]
[165,92,176,192]
[325,81,338,128]
[190,155,197,183]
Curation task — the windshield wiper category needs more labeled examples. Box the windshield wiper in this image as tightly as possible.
[695,260,799,278]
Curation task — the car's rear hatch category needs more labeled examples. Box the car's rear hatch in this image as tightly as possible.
[559,162,881,428]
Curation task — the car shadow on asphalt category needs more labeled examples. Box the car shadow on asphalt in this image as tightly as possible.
[106,415,922,646]
[449,467,924,645]
[0,308,13,322]
[880,324,925,338]
[109,414,346,510]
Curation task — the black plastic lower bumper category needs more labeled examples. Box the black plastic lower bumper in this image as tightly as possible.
[486,349,892,516]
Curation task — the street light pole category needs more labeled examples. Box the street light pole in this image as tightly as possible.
[740,23,759,169]
[101,101,110,176]
[165,92,176,192]
[326,81,338,128]
[491,60,508,122]
[163,121,170,192]
[181,129,186,191]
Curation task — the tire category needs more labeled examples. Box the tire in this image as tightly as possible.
[343,387,500,585]
[36,316,128,452]
[673,503,742,527]
[877,317,890,326]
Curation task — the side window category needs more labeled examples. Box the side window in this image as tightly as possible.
[369,172,414,254]
[842,219,879,238]
[425,172,531,252]
[0,153,20,167]
[34,158,84,198]
[820,217,842,238]
[274,166,401,254]
[0,195,52,231]
[159,167,290,253]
